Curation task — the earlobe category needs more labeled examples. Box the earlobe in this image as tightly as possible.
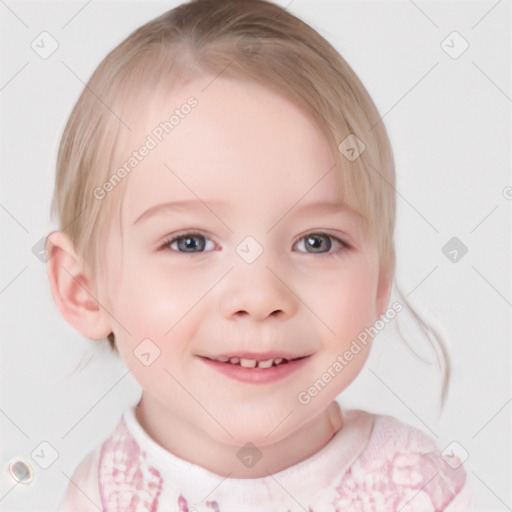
[45,231,112,340]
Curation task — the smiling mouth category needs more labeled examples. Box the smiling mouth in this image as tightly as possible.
[201,355,309,369]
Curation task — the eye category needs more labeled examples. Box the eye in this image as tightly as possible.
[158,231,215,253]
[294,232,350,256]
[157,230,351,256]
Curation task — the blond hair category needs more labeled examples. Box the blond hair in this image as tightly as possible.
[50,0,450,407]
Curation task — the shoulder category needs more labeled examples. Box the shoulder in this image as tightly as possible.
[367,412,441,457]
[334,410,474,511]
[56,411,135,512]
[56,409,141,512]
[57,447,102,512]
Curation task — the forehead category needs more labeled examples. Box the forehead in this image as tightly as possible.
[114,75,347,225]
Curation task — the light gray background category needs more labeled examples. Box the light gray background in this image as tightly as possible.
[1,0,510,510]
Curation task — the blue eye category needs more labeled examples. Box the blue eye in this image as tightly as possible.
[159,232,215,253]
[157,231,350,256]
[294,232,350,256]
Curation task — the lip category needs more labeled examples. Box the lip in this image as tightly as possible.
[199,355,311,384]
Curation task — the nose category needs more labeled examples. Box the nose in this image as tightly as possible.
[219,259,298,321]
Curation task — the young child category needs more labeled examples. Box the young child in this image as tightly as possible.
[45,0,475,510]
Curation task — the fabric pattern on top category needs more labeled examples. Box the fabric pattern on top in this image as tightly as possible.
[333,415,468,511]
[97,411,470,512]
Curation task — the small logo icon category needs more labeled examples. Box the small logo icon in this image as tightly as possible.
[31,441,59,469]
[441,441,469,469]
[237,442,262,468]
[31,31,59,59]
[442,236,468,263]
[338,134,366,161]
[133,338,161,366]
[236,236,263,264]
[32,236,51,262]
[441,31,469,59]
[236,35,262,58]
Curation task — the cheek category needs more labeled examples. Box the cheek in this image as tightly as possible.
[110,259,213,349]
[302,260,379,336]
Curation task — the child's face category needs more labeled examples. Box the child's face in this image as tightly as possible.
[97,75,390,446]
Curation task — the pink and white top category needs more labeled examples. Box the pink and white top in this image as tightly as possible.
[57,405,475,511]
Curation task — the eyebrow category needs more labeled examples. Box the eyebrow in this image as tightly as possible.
[132,199,357,225]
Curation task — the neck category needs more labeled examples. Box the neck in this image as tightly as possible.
[135,396,344,478]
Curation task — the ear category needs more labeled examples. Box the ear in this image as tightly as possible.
[45,231,112,340]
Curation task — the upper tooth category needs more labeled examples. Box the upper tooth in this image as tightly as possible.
[240,358,257,368]
[219,357,288,366]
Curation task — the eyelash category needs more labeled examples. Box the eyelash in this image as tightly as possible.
[156,231,352,257]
